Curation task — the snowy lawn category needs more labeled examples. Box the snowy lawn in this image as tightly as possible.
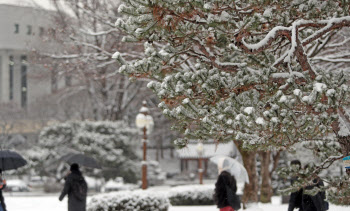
[2,195,350,211]
[170,196,350,211]
[5,195,67,211]
[170,204,350,211]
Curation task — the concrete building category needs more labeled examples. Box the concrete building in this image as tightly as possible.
[0,3,58,109]
[0,2,76,150]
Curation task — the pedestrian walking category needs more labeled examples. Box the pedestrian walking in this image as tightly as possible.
[0,169,6,211]
[59,163,88,211]
[214,171,241,211]
[300,164,328,211]
[301,177,328,211]
[288,160,303,211]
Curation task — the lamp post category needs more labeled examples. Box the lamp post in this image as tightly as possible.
[135,101,154,190]
[196,142,204,184]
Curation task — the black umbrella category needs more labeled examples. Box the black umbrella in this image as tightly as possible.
[0,150,27,171]
[61,153,101,169]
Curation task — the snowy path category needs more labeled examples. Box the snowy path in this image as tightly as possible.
[3,195,350,211]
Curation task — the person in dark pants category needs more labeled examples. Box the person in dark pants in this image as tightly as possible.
[59,163,88,211]
[302,177,328,211]
[288,160,303,211]
[0,169,6,211]
[214,171,241,211]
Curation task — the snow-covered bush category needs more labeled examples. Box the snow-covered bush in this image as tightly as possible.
[28,121,140,183]
[168,185,215,206]
[102,177,138,192]
[148,160,166,186]
[87,190,170,211]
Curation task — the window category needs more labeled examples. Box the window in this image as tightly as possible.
[9,56,14,100]
[51,68,58,93]
[39,27,44,36]
[21,56,27,108]
[48,28,56,38]
[14,24,19,34]
[27,25,32,35]
[65,74,72,87]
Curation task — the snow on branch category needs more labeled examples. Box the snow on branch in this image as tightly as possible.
[79,28,119,36]
[311,52,350,63]
[327,37,350,48]
[192,39,245,72]
[311,58,350,63]
[41,53,81,59]
[70,37,113,56]
[236,16,350,58]
[237,26,291,54]
[271,72,305,79]
[314,155,344,172]
[302,16,350,46]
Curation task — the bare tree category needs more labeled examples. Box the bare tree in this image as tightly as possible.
[32,0,147,122]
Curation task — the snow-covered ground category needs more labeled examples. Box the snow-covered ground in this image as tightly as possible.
[171,204,350,211]
[2,195,350,211]
[172,196,350,211]
[5,195,67,211]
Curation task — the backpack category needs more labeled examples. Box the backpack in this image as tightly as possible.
[71,178,87,201]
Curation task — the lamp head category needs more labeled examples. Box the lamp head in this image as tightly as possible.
[135,101,154,132]
[196,142,204,156]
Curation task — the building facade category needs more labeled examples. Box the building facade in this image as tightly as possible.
[0,4,63,109]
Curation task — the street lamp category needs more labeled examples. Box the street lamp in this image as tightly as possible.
[135,100,154,190]
[196,142,204,184]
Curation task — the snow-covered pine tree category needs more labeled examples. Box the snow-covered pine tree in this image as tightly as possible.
[114,0,350,204]
[28,121,140,183]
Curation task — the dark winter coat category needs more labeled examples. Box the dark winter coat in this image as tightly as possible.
[225,185,241,211]
[288,177,303,211]
[214,172,241,211]
[301,179,327,211]
[59,170,88,211]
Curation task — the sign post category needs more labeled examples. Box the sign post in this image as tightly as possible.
[343,156,350,169]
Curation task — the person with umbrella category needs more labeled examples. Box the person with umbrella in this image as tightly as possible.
[211,156,247,211]
[214,170,241,211]
[0,150,27,211]
[210,155,249,184]
[59,163,88,211]
[0,169,6,211]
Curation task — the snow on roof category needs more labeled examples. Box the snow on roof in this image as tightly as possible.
[0,0,56,10]
[0,0,74,14]
[177,141,235,159]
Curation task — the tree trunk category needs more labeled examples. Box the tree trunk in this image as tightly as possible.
[241,150,259,207]
[334,108,350,156]
[259,151,273,203]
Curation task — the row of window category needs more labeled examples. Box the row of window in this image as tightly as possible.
[9,55,27,108]
[8,56,73,108]
[14,24,47,36]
